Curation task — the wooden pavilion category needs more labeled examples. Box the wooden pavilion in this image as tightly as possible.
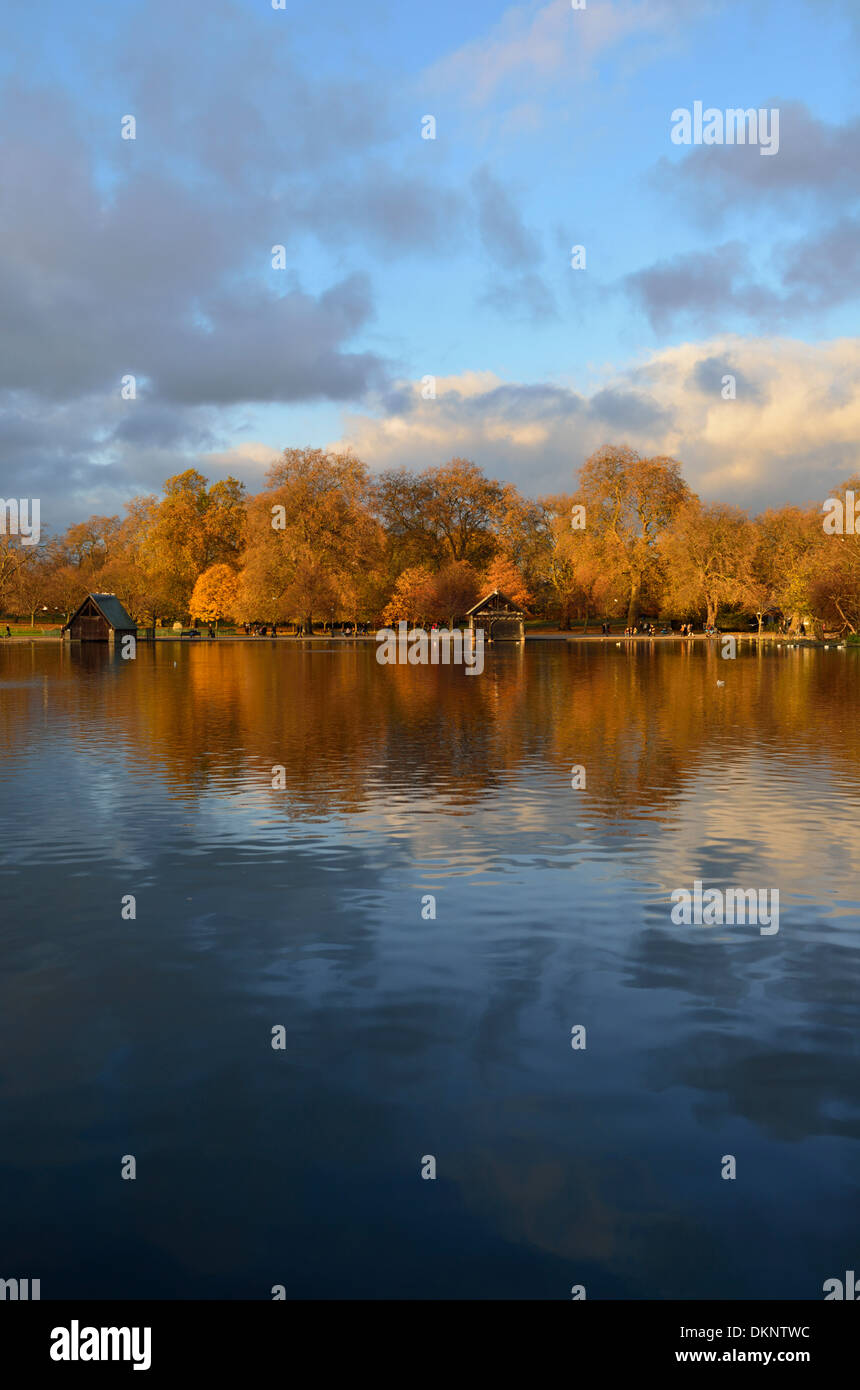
[466,590,525,642]
[63,593,137,645]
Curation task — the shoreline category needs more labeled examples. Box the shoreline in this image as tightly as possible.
[1,631,849,649]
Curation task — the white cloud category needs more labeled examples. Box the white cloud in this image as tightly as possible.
[331,337,860,508]
[426,0,706,109]
[201,442,281,489]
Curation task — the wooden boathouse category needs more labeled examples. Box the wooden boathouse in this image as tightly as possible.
[466,590,526,642]
[63,593,138,645]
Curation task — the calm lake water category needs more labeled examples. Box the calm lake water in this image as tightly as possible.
[1,638,859,1299]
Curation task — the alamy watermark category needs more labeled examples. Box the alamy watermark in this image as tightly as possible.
[0,498,40,545]
[50,1322,151,1371]
[0,1276,40,1299]
[823,1269,860,1299]
[671,102,779,155]
[822,490,859,534]
[670,880,779,935]
[376,622,484,675]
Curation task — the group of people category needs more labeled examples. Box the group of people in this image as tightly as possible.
[618,623,669,637]
[599,621,699,637]
[237,621,373,637]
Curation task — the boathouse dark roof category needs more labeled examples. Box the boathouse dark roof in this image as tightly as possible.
[63,593,137,631]
[465,589,524,617]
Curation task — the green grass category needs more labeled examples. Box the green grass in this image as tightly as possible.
[1,624,63,635]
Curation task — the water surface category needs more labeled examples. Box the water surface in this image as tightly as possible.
[1,639,858,1298]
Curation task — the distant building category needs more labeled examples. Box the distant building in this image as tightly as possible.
[63,593,137,644]
[466,590,525,642]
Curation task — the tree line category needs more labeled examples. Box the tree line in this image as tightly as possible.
[2,445,858,635]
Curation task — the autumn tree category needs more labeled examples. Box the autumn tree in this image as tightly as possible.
[812,475,860,633]
[422,459,505,565]
[43,560,89,622]
[660,500,758,627]
[9,544,53,627]
[538,496,625,629]
[493,487,551,592]
[37,518,123,622]
[381,566,436,627]
[190,564,240,627]
[480,554,533,611]
[752,505,822,634]
[537,496,577,628]
[430,560,481,629]
[206,478,247,565]
[63,515,122,573]
[138,471,210,616]
[0,535,36,614]
[124,472,246,623]
[235,530,336,630]
[578,446,691,624]
[338,561,389,633]
[236,448,381,632]
[374,468,442,577]
[376,459,506,572]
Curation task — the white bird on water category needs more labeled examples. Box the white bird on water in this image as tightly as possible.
[716,679,725,687]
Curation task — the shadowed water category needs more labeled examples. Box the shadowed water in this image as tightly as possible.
[1,638,858,1299]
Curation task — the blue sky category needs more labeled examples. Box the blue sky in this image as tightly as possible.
[1,0,858,528]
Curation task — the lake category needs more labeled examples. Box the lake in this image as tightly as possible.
[1,638,858,1299]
